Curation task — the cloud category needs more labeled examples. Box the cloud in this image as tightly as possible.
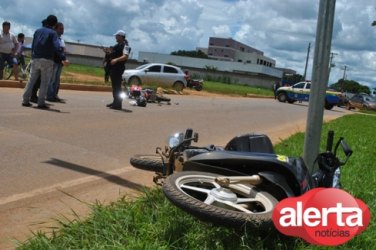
[1,0,375,88]
[212,25,231,37]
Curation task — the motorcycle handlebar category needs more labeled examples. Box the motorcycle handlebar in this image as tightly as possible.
[326,130,334,152]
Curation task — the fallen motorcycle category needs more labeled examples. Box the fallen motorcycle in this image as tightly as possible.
[130,129,352,228]
[124,84,171,106]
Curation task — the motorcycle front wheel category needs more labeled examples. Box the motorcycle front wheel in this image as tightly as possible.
[130,154,164,172]
[163,171,278,229]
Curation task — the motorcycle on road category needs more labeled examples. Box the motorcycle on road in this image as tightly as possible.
[130,129,352,228]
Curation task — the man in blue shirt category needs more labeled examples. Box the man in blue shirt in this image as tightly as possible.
[47,22,68,102]
[22,15,61,109]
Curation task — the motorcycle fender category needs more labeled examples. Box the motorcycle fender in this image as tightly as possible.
[258,171,296,197]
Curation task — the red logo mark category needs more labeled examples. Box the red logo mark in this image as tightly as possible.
[272,188,371,246]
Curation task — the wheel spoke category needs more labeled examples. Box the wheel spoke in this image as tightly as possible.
[222,201,254,214]
[237,198,258,204]
[180,184,211,194]
[203,195,216,205]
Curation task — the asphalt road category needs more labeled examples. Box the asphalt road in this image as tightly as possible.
[0,87,349,248]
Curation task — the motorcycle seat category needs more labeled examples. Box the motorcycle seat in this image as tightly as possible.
[225,133,275,154]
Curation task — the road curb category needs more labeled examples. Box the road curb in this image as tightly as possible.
[0,80,111,92]
[246,93,274,99]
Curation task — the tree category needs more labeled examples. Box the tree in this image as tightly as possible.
[330,79,370,94]
[281,73,303,86]
[170,50,209,59]
[372,20,376,26]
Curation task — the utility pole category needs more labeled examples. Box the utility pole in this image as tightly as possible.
[328,52,337,81]
[342,65,347,80]
[341,65,348,92]
[303,42,311,81]
[303,0,336,173]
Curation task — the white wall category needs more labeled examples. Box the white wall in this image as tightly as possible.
[138,52,283,78]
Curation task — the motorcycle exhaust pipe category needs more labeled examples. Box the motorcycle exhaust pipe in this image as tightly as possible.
[215,175,262,187]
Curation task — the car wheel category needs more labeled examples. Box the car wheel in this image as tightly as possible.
[173,81,184,92]
[129,76,141,86]
[277,92,287,103]
[324,101,334,110]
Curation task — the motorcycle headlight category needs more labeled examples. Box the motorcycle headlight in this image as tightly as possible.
[168,133,184,147]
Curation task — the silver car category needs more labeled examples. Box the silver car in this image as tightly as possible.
[122,63,187,91]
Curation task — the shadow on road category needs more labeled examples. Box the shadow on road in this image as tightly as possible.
[44,158,145,191]
[112,108,133,113]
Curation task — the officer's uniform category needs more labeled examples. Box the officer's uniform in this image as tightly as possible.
[109,40,130,109]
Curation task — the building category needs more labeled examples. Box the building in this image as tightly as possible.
[206,37,275,67]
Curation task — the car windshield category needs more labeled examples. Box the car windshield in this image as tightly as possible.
[293,82,305,89]
[136,64,152,70]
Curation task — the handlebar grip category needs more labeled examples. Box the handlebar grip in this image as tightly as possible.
[326,130,334,152]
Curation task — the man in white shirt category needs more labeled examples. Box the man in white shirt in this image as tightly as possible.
[0,21,19,80]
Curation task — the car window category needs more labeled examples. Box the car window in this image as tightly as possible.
[306,83,311,89]
[163,66,178,74]
[136,64,150,70]
[293,82,305,89]
[364,96,375,102]
[147,65,161,73]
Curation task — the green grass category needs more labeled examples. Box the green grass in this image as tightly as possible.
[203,81,273,96]
[62,64,104,78]
[17,114,376,249]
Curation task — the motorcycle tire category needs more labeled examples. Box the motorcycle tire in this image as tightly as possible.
[195,85,203,91]
[163,171,278,229]
[130,154,164,172]
[156,96,171,103]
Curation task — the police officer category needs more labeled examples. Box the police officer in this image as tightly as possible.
[107,30,130,110]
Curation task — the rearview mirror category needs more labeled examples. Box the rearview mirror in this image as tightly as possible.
[193,132,199,143]
[334,138,353,165]
[341,139,353,158]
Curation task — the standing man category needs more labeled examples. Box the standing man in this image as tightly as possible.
[106,30,130,110]
[22,15,61,109]
[0,21,18,80]
[47,22,68,102]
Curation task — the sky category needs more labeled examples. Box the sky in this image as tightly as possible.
[1,0,376,88]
